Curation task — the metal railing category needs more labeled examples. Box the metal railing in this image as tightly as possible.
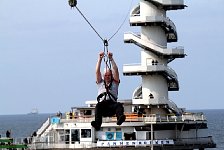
[59,112,206,124]
[29,136,215,149]
[175,136,216,146]
[37,118,50,136]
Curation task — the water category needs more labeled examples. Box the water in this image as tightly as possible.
[0,110,223,149]
[0,113,51,138]
[203,109,224,150]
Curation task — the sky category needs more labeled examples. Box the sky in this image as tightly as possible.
[0,0,224,115]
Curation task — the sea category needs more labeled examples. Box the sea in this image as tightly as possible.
[0,109,223,150]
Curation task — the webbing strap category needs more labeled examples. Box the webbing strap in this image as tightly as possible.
[97,92,117,103]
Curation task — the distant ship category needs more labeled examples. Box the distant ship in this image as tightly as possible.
[28,108,38,115]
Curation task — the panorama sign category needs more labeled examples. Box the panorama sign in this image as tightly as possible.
[97,140,174,147]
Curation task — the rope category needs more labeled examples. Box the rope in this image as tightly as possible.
[108,0,134,42]
[75,6,104,42]
[69,0,134,43]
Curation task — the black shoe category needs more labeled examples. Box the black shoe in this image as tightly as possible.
[91,121,101,131]
[117,115,126,125]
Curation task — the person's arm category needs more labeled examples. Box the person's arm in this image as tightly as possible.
[96,52,104,84]
[108,52,119,83]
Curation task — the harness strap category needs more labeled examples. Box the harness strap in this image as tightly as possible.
[104,80,112,90]
[97,92,117,103]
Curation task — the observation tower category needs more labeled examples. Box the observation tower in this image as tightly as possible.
[123,0,186,115]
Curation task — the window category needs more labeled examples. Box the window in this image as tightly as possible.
[84,110,92,115]
[71,129,80,143]
[65,130,70,144]
[81,129,91,138]
[146,131,154,140]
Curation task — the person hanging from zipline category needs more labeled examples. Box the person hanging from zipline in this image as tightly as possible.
[91,51,126,131]
[68,0,128,131]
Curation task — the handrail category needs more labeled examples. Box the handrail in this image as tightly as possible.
[60,112,206,123]
[37,118,50,136]
[129,15,177,33]
[130,4,140,16]
[123,63,178,79]
[28,135,215,149]
[150,0,184,6]
[125,31,166,49]
[124,31,183,53]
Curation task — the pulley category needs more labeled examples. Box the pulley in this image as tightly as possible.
[68,0,77,8]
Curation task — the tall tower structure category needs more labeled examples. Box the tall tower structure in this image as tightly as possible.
[123,0,185,114]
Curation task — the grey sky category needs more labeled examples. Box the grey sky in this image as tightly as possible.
[0,0,223,114]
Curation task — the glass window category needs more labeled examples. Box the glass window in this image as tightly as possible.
[65,129,70,144]
[84,110,92,115]
[71,129,80,143]
[81,129,91,138]
[146,131,154,140]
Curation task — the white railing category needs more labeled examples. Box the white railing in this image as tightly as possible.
[123,63,178,80]
[163,64,178,79]
[58,112,206,124]
[29,136,215,150]
[151,0,184,6]
[37,118,50,136]
[29,138,97,149]
[129,15,177,34]
[125,32,166,49]
[124,32,184,55]
[130,4,140,16]
[182,112,206,121]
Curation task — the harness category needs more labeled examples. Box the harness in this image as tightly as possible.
[97,80,117,103]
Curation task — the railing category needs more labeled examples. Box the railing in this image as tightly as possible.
[181,112,206,121]
[125,32,166,49]
[29,138,97,149]
[37,118,50,136]
[130,4,140,16]
[60,116,94,123]
[130,13,177,31]
[29,136,215,149]
[124,32,184,55]
[174,136,216,147]
[123,63,178,80]
[59,112,206,124]
[150,0,184,6]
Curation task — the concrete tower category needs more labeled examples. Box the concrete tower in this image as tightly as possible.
[123,0,186,115]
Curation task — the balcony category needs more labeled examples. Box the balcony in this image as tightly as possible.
[124,32,185,60]
[146,0,186,10]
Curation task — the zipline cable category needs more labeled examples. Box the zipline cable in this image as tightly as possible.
[75,6,104,42]
[108,0,134,42]
[68,0,133,43]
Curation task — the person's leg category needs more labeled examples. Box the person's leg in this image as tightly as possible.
[91,102,104,130]
[115,102,126,125]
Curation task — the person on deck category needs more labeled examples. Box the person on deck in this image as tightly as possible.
[91,51,126,131]
[6,130,11,138]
